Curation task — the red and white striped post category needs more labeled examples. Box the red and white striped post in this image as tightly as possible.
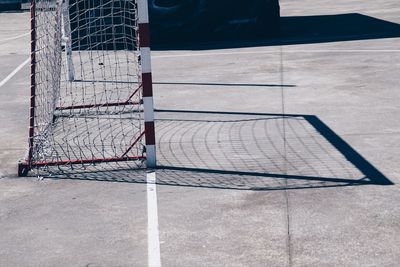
[137,0,156,168]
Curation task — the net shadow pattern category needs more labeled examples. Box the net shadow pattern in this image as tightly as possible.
[154,110,391,191]
[38,162,149,182]
[36,110,392,190]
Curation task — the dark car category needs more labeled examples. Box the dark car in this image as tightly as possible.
[0,0,22,11]
[149,0,280,43]
[69,0,280,49]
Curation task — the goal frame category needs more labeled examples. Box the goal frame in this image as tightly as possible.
[18,0,156,176]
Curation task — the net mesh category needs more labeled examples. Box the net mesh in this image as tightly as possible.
[30,0,145,173]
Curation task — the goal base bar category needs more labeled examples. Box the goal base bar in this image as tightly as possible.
[56,101,141,111]
[17,156,146,177]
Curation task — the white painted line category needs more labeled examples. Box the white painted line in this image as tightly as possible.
[153,49,400,59]
[0,57,30,89]
[147,171,161,267]
[0,32,30,44]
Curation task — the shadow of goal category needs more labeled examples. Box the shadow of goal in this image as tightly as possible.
[154,110,392,191]
[37,109,392,191]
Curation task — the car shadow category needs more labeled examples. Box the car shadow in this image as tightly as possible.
[152,13,400,50]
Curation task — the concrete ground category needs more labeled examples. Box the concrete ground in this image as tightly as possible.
[1,1,400,266]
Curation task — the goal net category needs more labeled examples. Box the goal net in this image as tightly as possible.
[18,0,156,176]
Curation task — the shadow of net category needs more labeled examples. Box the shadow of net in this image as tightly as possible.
[30,161,149,184]
[154,111,388,190]
[35,110,390,190]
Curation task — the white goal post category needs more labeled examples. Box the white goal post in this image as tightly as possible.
[18,0,156,176]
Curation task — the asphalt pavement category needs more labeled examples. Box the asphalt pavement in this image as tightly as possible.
[0,1,400,266]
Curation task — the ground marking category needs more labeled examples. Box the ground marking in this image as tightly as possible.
[153,49,400,59]
[0,32,29,44]
[0,57,30,89]
[147,171,161,267]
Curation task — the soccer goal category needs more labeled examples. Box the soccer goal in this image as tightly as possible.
[18,0,156,176]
